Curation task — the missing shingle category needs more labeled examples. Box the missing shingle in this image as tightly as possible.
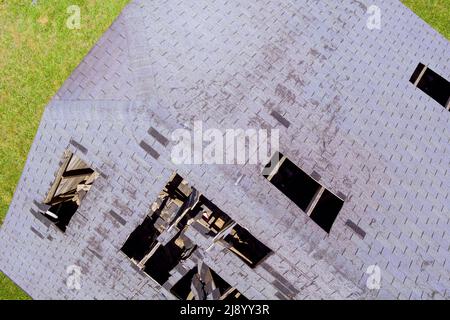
[148,127,169,147]
[30,226,45,239]
[109,210,127,226]
[345,219,366,239]
[121,172,272,287]
[270,111,291,128]
[139,140,160,159]
[69,139,88,154]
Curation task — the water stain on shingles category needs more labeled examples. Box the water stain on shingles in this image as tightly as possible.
[324,44,337,52]
[286,70,305,87]
[263,99,276,109]
[262,43,284,68]
[352,0,367,12]
[247,114,273,131]
[112,199,133,219]
[343,175,356,189]
[309,48,327,62]
[275,83,296,105]
[86,235,103,256]
[75,257,91,275]
[94,224,110,240]
[172,78,245,123]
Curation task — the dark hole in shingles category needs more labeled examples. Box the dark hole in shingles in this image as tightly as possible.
[143,236,194,285]
[190,195,234,237]
[48,201,79,233]
[309,189,344,233]
[410,63,426,84]
[268,155,322,211]
[121,173,199,284]
[410,63,450,108]
[121,215,160,262]
[223,224,272,268]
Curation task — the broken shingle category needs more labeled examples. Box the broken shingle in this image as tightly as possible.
[345,219,366,239]
[270,110,291,128]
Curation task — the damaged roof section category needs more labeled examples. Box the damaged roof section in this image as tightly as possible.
[264,152,345,233]
[171,261,247,300]
[121,172,272,299]
[38,150,99,232]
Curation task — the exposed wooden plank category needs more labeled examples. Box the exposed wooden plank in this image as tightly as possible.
[44,152,73,204]
[413,64,428,86]
[305,186,325,216]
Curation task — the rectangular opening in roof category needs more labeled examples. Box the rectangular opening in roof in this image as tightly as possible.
[41,151,98,232]
[410,63,450,109]
[264,152,321,211]
[309,189,344,233]
[121,172,272,288]
[263,152,345,233]
[223,224,272,268]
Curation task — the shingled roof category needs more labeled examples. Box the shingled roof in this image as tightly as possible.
[0,0,449,300]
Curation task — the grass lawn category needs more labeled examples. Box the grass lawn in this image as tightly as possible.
[0,0,129,300]
[402,0,450,39]
[0,0,448,300]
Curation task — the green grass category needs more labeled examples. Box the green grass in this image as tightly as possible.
[402,0,450,39]
[0,0,448,300]
[0,0,129,300]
